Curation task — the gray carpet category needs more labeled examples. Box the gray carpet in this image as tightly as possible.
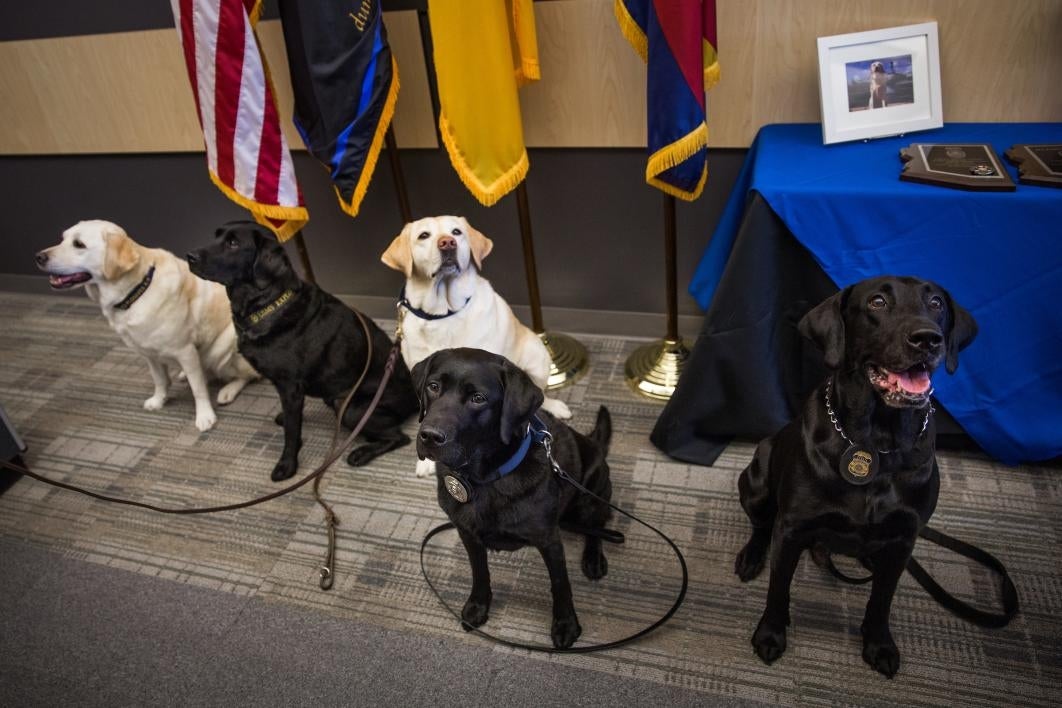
[1,291,1060,706]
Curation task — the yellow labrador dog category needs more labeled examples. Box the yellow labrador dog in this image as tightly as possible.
[35,220,258,432]
[382,215,571,477]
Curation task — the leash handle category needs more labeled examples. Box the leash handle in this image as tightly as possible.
[825,524,1019,628]
[420,437,689,654]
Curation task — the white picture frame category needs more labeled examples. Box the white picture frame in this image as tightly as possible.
[817,22,943,145]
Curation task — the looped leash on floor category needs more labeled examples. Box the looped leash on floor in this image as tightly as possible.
[420,428,689,654]
[0,311,399,592]
[825,524,1019,628]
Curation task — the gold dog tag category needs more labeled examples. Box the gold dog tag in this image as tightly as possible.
[839,445,878,486]
[443,474,470,503]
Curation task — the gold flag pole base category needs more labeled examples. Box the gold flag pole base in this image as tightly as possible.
[540,331,589,390]
[625,337,690,401]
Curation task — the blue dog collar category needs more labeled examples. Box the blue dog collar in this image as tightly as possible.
[397,286,471,321]
[442,416,550,503]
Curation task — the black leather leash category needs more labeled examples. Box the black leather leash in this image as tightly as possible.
[825,524,1020,628]
[0,311,398,592]
[419,432,689,654]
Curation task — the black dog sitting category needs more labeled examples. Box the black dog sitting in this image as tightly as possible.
[735,276,977,677]
[412,348,613,649]
[187,221,418,481]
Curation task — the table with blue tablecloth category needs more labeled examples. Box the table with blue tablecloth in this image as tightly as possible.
[652,123,1062,466]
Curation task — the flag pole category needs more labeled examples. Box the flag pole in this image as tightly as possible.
[514,180,587,388]
[624,193,690,400]
[292,231,317,285]
[385,126,413,224]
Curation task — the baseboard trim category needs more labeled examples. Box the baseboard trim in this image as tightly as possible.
[1,274,703,339]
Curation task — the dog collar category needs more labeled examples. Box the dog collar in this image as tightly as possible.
[397,286,471,321]
[442,415,550,503]
[236,289,295,332]
[825,378,933,485]
[111,265,155,311]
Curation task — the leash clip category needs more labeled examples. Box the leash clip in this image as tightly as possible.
[541,432,573,483]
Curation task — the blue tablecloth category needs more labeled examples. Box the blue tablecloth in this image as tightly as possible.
[689,123,1062,464]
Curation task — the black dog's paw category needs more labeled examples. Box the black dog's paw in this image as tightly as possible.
[735,538,768,582]
[345,445,377,467]
[271,459,297,482]
[460,596,491,630]
[551,614,582,649]
[751,616,787,664]
[273,412,284,426]
[862,630,901,678]
[582,549,608,580]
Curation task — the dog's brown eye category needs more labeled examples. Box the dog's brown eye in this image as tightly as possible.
[451,228,462,236]
[418,231,431,241]
[470,392,486,405]
[73,240,85,250]
[426,381,440,394]
[868,295,887,310]
[928,296,944,311]
[226,236,239,249]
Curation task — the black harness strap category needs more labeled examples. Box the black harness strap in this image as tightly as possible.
[420,450,688,654]
[826,524,1019,628]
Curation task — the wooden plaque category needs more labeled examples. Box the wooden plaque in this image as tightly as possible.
[899,144,1015,191]
[1004,144,1062,188]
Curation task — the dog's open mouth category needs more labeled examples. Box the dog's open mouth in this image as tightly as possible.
[47,272,92,289]
[432,259,460,278]
[867,363,934,407]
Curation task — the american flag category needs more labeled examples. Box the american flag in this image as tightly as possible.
[170,0,308,241]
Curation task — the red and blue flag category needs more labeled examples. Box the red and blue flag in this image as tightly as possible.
[615,0,720,201]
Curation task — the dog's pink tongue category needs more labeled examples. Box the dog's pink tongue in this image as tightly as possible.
[887,369,931,394]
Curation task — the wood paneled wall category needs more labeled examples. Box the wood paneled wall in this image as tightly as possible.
[1,0,1058,154]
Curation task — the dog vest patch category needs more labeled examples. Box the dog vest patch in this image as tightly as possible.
[839,445,878,485]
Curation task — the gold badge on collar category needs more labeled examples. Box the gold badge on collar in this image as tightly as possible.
[443,474,470,503]
[839,445,878,486]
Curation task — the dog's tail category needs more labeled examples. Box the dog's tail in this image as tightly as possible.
[588,405,612,453]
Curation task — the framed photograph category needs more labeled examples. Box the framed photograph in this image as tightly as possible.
[817,22,943,145]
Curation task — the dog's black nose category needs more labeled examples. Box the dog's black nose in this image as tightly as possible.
[35,251,48,266]
[907,328,943,352]
[418,426,447,447]
[185,251,199,264]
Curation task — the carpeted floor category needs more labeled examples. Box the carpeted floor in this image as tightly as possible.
[1,292,1060,707]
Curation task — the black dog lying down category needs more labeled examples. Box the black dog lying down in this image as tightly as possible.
[187,221,418,481]
[412,348,613,649]
[736,276,977,677]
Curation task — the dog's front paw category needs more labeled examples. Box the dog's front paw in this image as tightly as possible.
[416,459,436,478]
[735,538,768,582]
[752,615,787,664]
[346,445,378,467]
[271,459,297,482]
[216,381,243,405]
[460,595,491,630]
[862,627,900,678]
[541,397,571,420]
[582,548,608,580]
[143,395,167,411]
[195,409,217,432]
[551,614,582,649]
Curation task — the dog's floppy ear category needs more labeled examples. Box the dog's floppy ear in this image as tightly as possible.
[102,226,141,280]
[381,224,414,278]
[461,218,493,270]
[943,290,977,374]
[499,359,544,445]
[410,353,437,422]
[798,287,850,370]
[251,231,290,290]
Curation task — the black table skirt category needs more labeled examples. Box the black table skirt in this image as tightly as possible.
[651,193,974,467]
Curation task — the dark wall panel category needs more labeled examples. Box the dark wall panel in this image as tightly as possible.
[0,148,743,316]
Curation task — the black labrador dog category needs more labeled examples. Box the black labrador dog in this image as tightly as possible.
[186,221,418,481]
[412,348,613,649]
[736,275,977,677]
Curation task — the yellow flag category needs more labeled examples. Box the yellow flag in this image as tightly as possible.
[428,0,539,206]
